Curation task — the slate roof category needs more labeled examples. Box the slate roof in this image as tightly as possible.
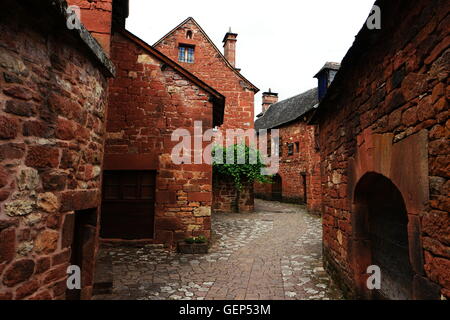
[255,87,319,130]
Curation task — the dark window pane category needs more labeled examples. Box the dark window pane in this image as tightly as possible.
[178,47,186,62]
[187,47,194,63]
[288,143,294,156]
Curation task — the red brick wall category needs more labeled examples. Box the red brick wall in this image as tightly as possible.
[254,122,322,213]
[154,19,256,132]
[104,31,215,246]
[67,0,113,54]
[0,4,110,300]
[316,0,449,299]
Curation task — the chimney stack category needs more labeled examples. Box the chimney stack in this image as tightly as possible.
[223,28,238,68]
[262,89,279,113]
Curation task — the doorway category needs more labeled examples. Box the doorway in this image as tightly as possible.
[101,170,156,239]
[272,174,282,201]
[301,172,307,205]
[66,208,98,300]
[353,172,414,300]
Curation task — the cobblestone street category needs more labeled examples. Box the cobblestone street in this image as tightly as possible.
[94,199,343,300]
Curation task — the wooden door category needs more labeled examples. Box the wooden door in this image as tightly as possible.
[301,173,307,204]
[272,174,282,201]
[101,170,156,239]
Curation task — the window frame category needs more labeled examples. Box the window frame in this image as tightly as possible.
[178,44,195,64]
[287,143,294,156]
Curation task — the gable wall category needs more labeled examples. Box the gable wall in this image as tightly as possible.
[104,32,215,246]
[154,20,255,132]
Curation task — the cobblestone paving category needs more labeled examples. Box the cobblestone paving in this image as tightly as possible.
[94,200,343,300]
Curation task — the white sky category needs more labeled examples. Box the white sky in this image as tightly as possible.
[126,0,376,116]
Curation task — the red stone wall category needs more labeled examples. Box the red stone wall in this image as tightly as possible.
[67,0,113,54]
[155,19,258,214]
[254,122,322,213]
[104,31,215,246]
[0,4,110,299]
[254,181,273,200]
[213,179,254,214]
[316,0,449,299]
[154,19,256,132]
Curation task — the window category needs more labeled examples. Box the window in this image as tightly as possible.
[329,70,337,83]
[267,134,272,156]
[318,72,328,100]
[278,138,283,157]
[178,45,195,63]
[295,142,300,153]
[288,143,294,156]
[186,30,193,39]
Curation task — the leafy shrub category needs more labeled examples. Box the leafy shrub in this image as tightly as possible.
[195,235,207,243]
[185,236,208,244]
[212,144,272,190]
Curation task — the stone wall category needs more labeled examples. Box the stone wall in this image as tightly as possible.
[314,0,449,299]
[155,19,259,214]
[213,179,254,214]
[0,0,112,299]
[154,18,257,132]
[254,121,322,213]
[104,30,217,247]
[67,0,113,54]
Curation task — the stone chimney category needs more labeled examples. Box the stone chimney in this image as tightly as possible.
[314,62,340,101]
[66,0,115,55]
[262,89,279,113]
[223,28,238,67]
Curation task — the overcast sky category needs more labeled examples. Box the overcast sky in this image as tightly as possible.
[126,0,376,116]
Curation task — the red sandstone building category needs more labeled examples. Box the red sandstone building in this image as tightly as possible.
[311,0,449,299]
[153,18,260,214]
[154,18,259,132]
[0,0,259,300]
[1,0,448,302]
[0,0,116,300]
[102,29,225,244]
[254,63,340,214]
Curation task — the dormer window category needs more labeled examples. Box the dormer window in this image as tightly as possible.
[178,45,194,63]
[314,62,341,101]
[186,30,193,39]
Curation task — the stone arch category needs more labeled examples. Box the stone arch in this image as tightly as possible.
[352,172,414,299]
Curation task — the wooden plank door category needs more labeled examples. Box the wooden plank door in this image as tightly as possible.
[100,170,156,240]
